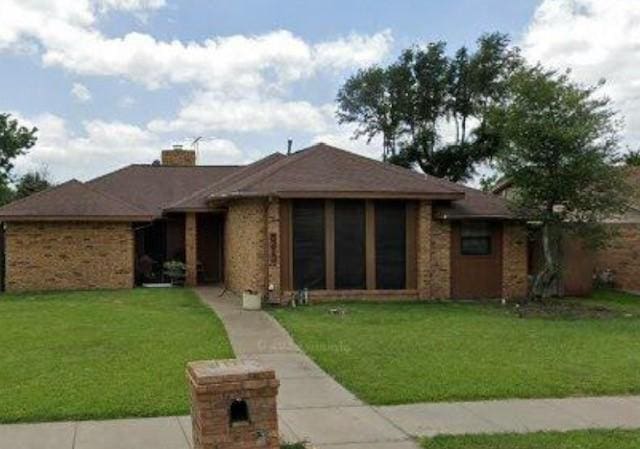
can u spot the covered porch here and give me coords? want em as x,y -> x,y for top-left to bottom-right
134,212 -> 224,286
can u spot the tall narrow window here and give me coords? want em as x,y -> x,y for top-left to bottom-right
292,200 -> 325,290
334,200 -> 366,289
375,201 -> 406,289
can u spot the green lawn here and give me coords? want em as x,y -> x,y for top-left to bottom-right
0,288 -> 233,423
270,290 -> 640,405
421,429 -> 640,449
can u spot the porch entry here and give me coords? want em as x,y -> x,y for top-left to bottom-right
285,199 -> 417,292
134,212 -> 223,285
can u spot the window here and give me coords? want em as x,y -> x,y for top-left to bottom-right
460,222 -> 492,256
292,200 -> 325,290
334,200 -> 366,290
375,201 -> 406,289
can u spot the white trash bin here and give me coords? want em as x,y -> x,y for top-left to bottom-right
242,290 -> 262,310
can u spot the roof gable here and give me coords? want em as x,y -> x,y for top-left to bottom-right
165,152 -> 287,211
208,143 -> 464,200
0,180 -> 152,221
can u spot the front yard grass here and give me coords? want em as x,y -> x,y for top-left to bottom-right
421,429 -> 640,448
270,290 -> 640,405
0,288 -> 233,423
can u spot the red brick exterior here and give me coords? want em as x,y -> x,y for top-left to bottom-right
595,223 -> 640,292
430,219 -> 451,299
187,360 -> 279,449
161,149 -> 196,166
5,221 -> 134,292
224,199 -> 268,295
502,223 -> 529,299
185,212 -> 198,287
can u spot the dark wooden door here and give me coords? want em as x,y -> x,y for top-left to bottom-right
451,221 -> 503,299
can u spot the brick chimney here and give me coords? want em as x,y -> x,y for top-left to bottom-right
161,144 -> 196,166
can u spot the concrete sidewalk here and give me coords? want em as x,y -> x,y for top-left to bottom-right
3,287 -> 640,449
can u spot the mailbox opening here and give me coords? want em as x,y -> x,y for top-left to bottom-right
229,399 -> 249,426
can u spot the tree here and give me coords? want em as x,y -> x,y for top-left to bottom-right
0,114 -> 37,183
14,168 -> 52,200
0,114 -> 38,205
336,33 -> 522,181
624,149 -> 640,166
488,66 -> 630,299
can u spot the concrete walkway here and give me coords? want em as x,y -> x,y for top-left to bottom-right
197,287 -> 417,449
3,287 -> 640,449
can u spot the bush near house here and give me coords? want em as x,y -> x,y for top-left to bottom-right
0,288 -> 233,423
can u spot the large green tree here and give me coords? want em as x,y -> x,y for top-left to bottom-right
0,114 -> 37,181
336,33 -> 522,181
0,114 -> 38,205
488,66 -> 631,298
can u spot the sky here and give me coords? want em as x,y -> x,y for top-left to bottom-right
1,0 -> 639,184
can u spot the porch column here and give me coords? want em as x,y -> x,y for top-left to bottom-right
266,199 -> 281,300
416,200 -> 432,299
185,212 -> 197,287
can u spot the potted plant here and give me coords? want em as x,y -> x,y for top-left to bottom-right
163,260 -> 186,286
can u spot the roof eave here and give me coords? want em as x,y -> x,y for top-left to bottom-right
0,215 -> 154,222
209,190 -> 465,201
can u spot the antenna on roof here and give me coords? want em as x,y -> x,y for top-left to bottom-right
191,136 -> 203,161
287,138 -> 293,155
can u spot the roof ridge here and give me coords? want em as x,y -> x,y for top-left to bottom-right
304,143 -> 465,194
218,150 -> 310,195
166,152 -> 285,209
0,179 -> 79,212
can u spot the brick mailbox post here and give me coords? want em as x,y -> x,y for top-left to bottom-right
187,359 -> 280,449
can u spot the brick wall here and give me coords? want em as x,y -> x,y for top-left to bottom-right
502,223 -> 528,299
595,223 -> 640,292
416,201 -> 432,299
161,149 -> 196,166
224,199 -> 267,294
266,199 -> 280,297
430,219 -> 451,299
185,212 -> 197,286
5,221 -> 134,292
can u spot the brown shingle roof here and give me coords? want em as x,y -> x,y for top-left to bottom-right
165,153 -> 287,212
208,143 -> 465,200
0,180 -> 152,221
0,142 -> 518,222
434,184 -> 515,219
88,164 -> 241,217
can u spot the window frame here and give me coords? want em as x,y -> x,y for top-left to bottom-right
460,222 -> 493,256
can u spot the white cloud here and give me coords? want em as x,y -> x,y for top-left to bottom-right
0,1 -> 392,92
522,0 -> 640,148
95,0 -> 166,13
12,113 -> 246,181
71,83 -> 92,102
148,93 -> 333,133
313,30 -> 393,71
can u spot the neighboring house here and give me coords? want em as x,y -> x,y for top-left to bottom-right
0,143 -> 528,301
494,168 -> 640,295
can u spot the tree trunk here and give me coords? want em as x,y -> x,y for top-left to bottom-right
531,223 -> 562,300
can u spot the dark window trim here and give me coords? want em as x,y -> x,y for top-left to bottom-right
460,236 -> 492,256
